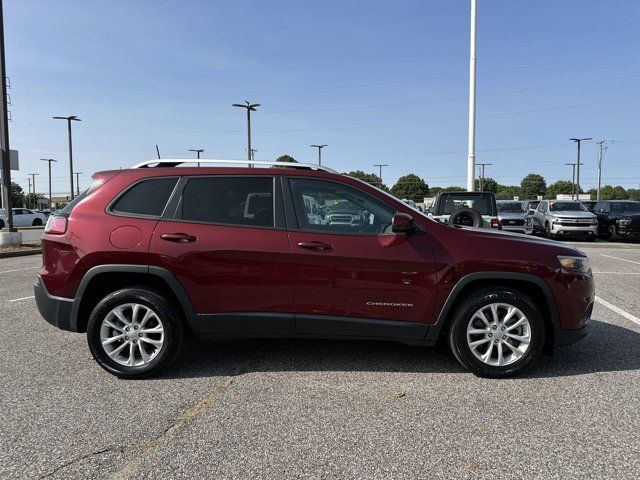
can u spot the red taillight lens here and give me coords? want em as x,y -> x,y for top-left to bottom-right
44,216 -> 67,234
491,218 -> 501,229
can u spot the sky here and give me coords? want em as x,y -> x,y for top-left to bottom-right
4,0 -> 640,196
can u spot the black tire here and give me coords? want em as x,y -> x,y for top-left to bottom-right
544,222 -> 552,238
449,208 -> 483,228
608,225 -> 618,242
32,218 -> 43,226
87,287 -> 184,378
448,288 -> 545,378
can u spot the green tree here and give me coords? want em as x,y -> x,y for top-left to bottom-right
545,180 -> 575,199
599,185 -> 628,200
475,177 -> 498,193
11,182 -> 25,208
626,188 -> 640,201
520,173 -> 547,200
390,173 -> 429,201
275,155 -> 297,163
344,170 -> 388,190
495,185 -> 522,200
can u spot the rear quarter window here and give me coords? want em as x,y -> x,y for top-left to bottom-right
111,177 -> 178,217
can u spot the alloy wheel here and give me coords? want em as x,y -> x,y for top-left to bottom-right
99,303 -> 165,367
466,302 -> 531,367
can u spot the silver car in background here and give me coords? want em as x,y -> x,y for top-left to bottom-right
496,200 -> 533,234
532,200 -> 597,240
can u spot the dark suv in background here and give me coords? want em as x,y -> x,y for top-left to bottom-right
593,200 -> 640,241
35,160 -> 593,379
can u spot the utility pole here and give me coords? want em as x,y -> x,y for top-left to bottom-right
570,137 -> 591,200
74,172 -> 82,196
565,163 -> 577,200
40,158 -> 57,210
373,164 -> 388,187
232,101 -> 260,167
27,177 -> 31,208
476,162 -> 492,191
595,140 -> 611,200
189,148 -> 204,167
29,173 -> 39,209
250,148 -> 257,161
0,0 -> 16,232
310,144 -> 327,166
53,115 -> 81,199
466,0 -> 477,192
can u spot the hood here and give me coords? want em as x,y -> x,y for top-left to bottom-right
497,212 -> 528,221
550,210 -> 595,219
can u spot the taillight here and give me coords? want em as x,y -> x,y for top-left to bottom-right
491,218 -> 501,229
44,216 -> 67,234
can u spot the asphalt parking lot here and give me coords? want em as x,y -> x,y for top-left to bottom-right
1,242 -> 639,479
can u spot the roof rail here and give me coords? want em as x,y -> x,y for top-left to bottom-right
131,158 -> 338,174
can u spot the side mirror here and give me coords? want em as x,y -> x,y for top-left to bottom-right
391,213 -> 414,234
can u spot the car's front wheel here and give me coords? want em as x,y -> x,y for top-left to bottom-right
87,287 -> 184,378
609,225 -> 618,241
448,288 -> 545,378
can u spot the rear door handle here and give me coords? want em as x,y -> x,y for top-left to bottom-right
297,241 -> 332,251
161,233 -> 197,243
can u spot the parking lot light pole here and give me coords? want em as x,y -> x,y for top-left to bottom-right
0,0 -> 15,230
467,0 -> 477,192
373,164 -> 388,187
40,158 -> 57,210
565,162 -> 577,200
189,148 -> 204,167
232,101 -> 260,167
29,172 -> 39,209
310,144 -> 327,165
53,115 -> 81,199
570,137 -> 591,200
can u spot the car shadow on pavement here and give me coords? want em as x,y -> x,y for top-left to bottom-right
163,319 -> 640,380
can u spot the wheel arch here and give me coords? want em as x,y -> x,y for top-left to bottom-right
426,272 -> 558,354
71,265 -> 195,332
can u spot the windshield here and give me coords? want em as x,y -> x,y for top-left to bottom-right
611,202 -> 640,213
549,201 -> 587,212
497,202 -> 525,213
439,194 -> 496,215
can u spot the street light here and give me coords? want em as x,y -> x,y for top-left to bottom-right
232,101 -> 260,167
40,158 -> 57,210
189,148 -> 204,167
74,172 -> 83,196
565,162 -> 577,200
373,164 -> 388,186
476,162 -> 492,191
310,144 -> 327,165
467,0 -> 478,191
53,115 -> 81,199
570,137 -> 592,200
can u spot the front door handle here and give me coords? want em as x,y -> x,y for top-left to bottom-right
161,233 -> 197,243
297,241 -> 332,251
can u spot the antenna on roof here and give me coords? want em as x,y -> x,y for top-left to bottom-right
155,145 -> 161,159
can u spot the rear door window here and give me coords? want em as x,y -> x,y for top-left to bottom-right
111,177 -> 178,217
179,176 -> 274,228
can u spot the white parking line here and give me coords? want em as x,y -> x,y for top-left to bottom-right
8,295 -> 35,302
601,254 -> 640,266
0,266 -> 40,274
595,296 -> 640,327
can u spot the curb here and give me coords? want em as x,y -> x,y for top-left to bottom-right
0,249 -> 42,259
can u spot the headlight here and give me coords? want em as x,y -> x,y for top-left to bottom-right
590,219 -> 598,225
617,218 -> 631,226
557,255 -> 591,274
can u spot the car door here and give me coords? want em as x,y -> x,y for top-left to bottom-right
148,175 -> 294,335
594,202 -> 608,235
285,177 -> 437,340
12,209 -> 27,227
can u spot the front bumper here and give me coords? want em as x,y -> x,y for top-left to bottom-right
501,225 -> 533,234
34,275 -> 76,332
550,223 -> 597,236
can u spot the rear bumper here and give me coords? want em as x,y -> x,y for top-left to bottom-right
34,275 -> 76,332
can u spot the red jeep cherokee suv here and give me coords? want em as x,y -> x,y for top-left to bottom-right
35,160 -> 594,378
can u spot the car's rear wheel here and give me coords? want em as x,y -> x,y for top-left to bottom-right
448,288 -> 545,378
32,218 -> 43,226
87,287 -> 184,378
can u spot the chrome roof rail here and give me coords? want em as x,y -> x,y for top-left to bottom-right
131,158 -> 338,173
